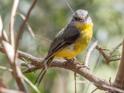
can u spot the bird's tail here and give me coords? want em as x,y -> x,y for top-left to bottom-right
35,56 -> 54,85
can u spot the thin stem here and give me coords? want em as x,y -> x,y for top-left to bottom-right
10,0 -> 19,47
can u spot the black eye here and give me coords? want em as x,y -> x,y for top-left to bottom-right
74,17 -> 82,21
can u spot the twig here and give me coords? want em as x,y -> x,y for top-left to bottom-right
96,45 -> 110,63
0,17 -> 8,41
0,16 -> 3,37
74,72 -> 77,93
64,0 -> 74,13
10,0 -> 19,47
22,75 -> 40,93
93,55 -> 101,71
96,42 -> 122,64
109,57 -> 121,62
85,41 -> 98,66
17,13 -> 35,38
7,0 -> 27,91
2,41 -> 26,92
15,0 -> 37,52
9,1 -> 37,91
1,16 -> 26,92
110,42 -> 122,56
2,30 -> 9,41
113,40 -> 124,90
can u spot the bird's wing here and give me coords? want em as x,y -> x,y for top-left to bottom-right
47,25 -> 80,58
35,25 -> 80,85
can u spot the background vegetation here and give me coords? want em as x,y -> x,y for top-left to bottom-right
0,0 -> 124,93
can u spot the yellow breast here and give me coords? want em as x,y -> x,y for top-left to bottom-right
55,23 -> 93,59
74,23 -> 93,53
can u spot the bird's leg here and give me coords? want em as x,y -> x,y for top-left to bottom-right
64,58 -> 90,69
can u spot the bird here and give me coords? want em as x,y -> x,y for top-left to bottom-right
35,9 -> 93,85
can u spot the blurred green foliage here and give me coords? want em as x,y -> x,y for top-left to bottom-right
0,0 -> 124,93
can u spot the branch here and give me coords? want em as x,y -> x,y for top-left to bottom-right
0,16 -> 26,92
17,13 -> 35,38
85,41 -> 98,66
0,45 -> 123,92
96,45 -> 110,63
2,41 -> 26,92
113,40 -> 124,90
7,0 -> 37,91
10,0 -> 19,47
17,50 -> 124,93
15,0 -> 37,51
96,41 -> 122,64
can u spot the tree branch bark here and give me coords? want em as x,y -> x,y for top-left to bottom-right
17,50 -> 124,93
113,40 -> 124,92
0,46 -> 124,92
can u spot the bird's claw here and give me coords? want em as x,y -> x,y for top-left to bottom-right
64,58 -> 75,63
76,63 -> 90,70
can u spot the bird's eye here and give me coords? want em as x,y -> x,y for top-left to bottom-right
74,17 -> 82,21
